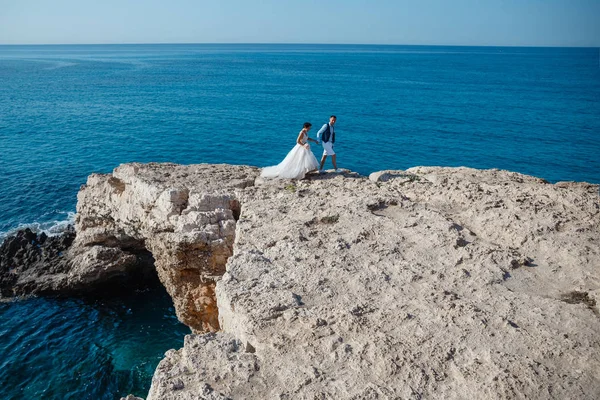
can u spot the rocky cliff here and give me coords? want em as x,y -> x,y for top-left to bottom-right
2,163 -> 600,399
74,163 -> 256,332
1,163 -> 255,333
147,165 -> 600,399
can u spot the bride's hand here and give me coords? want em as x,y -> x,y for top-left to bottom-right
304,144 -> 310,149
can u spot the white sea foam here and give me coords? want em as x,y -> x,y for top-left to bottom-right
18,58 -> 80,70
0,211 -> 76,242
43,61 -> 79,70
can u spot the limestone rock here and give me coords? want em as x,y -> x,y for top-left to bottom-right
368,169 -> 418,183
150,166 -> 600,399
147,333 -> 260,400
74,163 -> 258,332
3,163 -> 600,399
0,162 -> 259,334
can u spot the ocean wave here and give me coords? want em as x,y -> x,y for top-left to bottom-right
0,211 -> 76,242
43,61 -> 79,70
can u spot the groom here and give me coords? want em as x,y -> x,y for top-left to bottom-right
317,115 -> 337,172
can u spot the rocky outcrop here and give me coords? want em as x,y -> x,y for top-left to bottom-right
0,224 -> 158,297
0,227 -> 75,296
73,163 -> 258,333
3,163 -> 600,398
148,166 -> 600,399
0,163 -> 258,334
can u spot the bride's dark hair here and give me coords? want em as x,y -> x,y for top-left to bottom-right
303,122 -> 312,129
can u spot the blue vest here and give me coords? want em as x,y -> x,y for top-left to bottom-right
322,124 -> 335,144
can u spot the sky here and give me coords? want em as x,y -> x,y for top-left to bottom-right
1,0 -> 599,47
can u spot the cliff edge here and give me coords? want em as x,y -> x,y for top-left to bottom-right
149,165 -> 600,399
3,163 -> 600,399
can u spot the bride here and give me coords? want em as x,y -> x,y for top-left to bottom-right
261,122 -> 320,180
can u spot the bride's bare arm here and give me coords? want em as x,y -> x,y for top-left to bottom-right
296,130 -> 306,145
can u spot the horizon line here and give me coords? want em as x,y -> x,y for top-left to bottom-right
0,42 -> 598,49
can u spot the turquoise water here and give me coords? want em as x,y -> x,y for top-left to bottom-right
1,44 -> 599,399
0,285 -> 189,399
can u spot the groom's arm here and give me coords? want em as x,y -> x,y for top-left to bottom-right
316,124 -> 327,141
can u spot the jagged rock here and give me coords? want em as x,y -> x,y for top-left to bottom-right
0,227 -> 75,296
0,163 -> 258,334
149,165 -> 600,399
73,163 -> 258,333
0,225 -> 155,297
147,333 -> 257,400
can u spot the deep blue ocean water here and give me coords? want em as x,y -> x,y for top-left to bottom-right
1,44 -> 599,399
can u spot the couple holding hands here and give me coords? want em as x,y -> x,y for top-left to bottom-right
260,115 -> 338,180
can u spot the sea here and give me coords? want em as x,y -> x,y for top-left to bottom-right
1,44 -> 599,399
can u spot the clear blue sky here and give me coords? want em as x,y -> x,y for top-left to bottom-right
1,0 -> 598,46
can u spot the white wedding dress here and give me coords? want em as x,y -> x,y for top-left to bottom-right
261,131 -> 319,179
